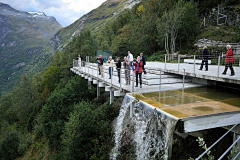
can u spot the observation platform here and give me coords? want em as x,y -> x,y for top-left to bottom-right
70,60 -> 240,133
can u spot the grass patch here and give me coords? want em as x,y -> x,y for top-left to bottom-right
197,25 -> 240,43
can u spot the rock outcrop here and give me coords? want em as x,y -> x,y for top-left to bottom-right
195,38 -> 240,54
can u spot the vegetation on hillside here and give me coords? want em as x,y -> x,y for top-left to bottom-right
0,4 -> 62,97
0,0 -> 240,159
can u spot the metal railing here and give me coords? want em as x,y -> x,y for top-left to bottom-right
196,121 -> 240,160
73,56 -> 139,92
163,53 -> 240,77
71,54 -> 240,93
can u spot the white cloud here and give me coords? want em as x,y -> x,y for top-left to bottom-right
0,0 -> 106,27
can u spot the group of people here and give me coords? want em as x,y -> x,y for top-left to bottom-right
97,51 -> 146,88
199,45 -> 235,76
78,44 -> 236,89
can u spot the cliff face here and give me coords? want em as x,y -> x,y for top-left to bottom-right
51,0 -> 142,50
0,2 -> 62,96
206,5 -> 240,27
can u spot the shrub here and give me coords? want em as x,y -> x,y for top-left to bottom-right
40,76 -> 95,150
0,130 -> 20,160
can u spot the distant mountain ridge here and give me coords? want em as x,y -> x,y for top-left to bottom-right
0,2 -> 62,96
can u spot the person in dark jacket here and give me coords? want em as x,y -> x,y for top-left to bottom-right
199,46 -> 209,71
140,53 -> 146,74
97,55 -> 104,78
116,57 -> 122,83
222,45 -> 235,76
133,56 -> 143,88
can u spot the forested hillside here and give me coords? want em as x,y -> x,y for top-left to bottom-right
0,0 -> 240,159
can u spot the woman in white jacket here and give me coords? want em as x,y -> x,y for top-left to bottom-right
106,56 -> 115,79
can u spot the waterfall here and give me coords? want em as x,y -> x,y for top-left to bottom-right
110,95 -> 177,160
110,96 -> 135,160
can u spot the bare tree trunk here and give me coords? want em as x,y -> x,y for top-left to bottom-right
165,33 -> 170,61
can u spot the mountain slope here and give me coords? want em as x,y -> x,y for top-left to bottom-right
51,0 -> 141,50
0,2 -> 62,96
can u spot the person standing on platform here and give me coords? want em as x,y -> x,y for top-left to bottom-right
133,56 -> 143,88
97,55 -> 104,78
106,56 -> 115,79
222,45 -> 235,76
199,46 -> 209,71
116,57 -> 122,83
123,56 -> 131,85
127,51 -> 134,71
140,52 -> 146,74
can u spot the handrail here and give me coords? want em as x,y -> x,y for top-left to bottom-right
196,121 -> 240,160
218,136 -> 240,160
233,150 -> 240,160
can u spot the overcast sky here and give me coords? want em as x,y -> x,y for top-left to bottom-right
1,0 -> 106,27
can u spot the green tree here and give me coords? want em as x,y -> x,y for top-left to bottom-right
41,76 -> 95,150
62,101 -> 118,160
157,0 -> 199,57
0,130 -> 20,160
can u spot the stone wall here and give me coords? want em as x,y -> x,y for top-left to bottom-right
194,38 -> 240,54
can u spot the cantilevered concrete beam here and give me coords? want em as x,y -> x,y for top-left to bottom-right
99,82 -> 105,87
114,91 -> 125,97
93,80 -> 98,84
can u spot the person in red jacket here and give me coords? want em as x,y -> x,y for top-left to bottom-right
222,45 -> 235,76
133,56 -> 143,88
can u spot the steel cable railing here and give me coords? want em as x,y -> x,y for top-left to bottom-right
233,150 -> 240,160
218,136 -> 240,160
71,53 -> 240,93
196,121 -> 240,160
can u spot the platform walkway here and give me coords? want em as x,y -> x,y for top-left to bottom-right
146,61 -> 240,84
71,62 -> 203,94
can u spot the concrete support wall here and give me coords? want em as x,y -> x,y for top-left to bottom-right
88,81 -> 91,90
191,77 -> 216,85
110,90 -> 114,104
97,83 -> 100,99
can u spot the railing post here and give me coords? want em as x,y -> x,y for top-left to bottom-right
92,57 -> 93,76
178,55 -> 180,73
88,56 -> 89,75
132,70 -> 135,92
111,68 -> 113,87
85,57 -> 87,73
159,70 -> 162,91
81,61 -> 83,71
86,56 -> 89,75
97,64 -> 100,99
193,55 -> 196,74
182,69 -> 185,92
165,54 -> 167,70
119,68 -> 122,91
217,55 -> 221,77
